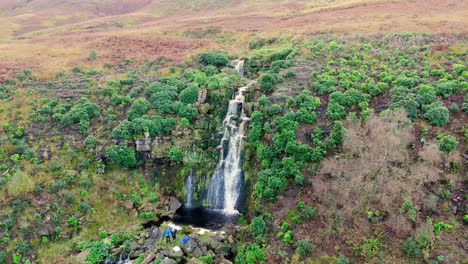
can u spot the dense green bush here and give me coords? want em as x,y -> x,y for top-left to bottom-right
255,168 -> 286,201
423,102 -> 449,127
251,216 -> 267,239
173,103 -> 198,120
438,135 -> 459,153
417,85 -> 437,105
127,98 -> 150,121
436,79 -> 457,98
168,147 -> 184,163
199,51 -> 229,67
179,85 -> 199,104
86,241 -> 110,264
61,98 -> 100,127
259,72 -> 280,93
296,239 -> 314,257
106,145 -> 136,168
235,243 -> 265,264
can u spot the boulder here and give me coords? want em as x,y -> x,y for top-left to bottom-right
214,243 -> 231,256
75,248 -> 90,263
209,236 -> 222,250
136,138 -> 151,152
192,247 -> 203,258
168,246 -> 184,259
130,248 -> 145,259
168,196 -> 182,212
130,241 -> 139,252
160,257 -> 177,264
140,252 -> 156,264
180,238 -> 197,254
37,228 -> 49,237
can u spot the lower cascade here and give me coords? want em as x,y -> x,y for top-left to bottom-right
204,60 -> 250,214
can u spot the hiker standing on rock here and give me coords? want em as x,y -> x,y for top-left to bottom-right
165,228 -> 171,243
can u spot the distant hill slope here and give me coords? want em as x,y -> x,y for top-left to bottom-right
0,0 -> 153,16
0,0 -> 466,79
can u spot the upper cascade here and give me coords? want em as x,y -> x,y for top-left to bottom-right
205,59 -> 250,214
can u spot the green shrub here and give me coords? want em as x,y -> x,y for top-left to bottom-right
132,115 -> 176,136
300,206 -> 317,221
436,79 -> 457,98
168,147 -> 184,163
68,216 -> 79,228
173,103 -> 198,120
86,241 -> 110,264
199,255 -> 213,264
453,64 -> 466,75
417,84 -> 437,105
106,145 -> 136,168
402,237 -> 420,259
259,72 -> 279,93
327,102 -> 345,120
139,211 -> 156,220
433,221 -> 453,235
201,65 -> 219,76
350,236 -> 384,261
296,239 -> 314,257
179,85 -> 199,104
439,135 -> 459,153
235,243 -> 265,264
255,168 -> 286,201
283,230 -> 294,245
61,98 -> 100,127
283,70 -> 296,78
199,51 -> 229,67
251,216 -> 267,239
423,102 -> 449,127
98,231 -> 108,239
127,98 -> 150,120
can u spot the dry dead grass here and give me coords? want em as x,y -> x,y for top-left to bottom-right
316,111 -> 441,224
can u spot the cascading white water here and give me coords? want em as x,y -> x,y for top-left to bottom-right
206,60 -> 250,214
185,171 -> 195,208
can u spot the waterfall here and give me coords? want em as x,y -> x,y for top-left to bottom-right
206,60 -> 250,214
185,171 -> 195,208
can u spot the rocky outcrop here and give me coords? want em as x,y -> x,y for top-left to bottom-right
89,223 -> 238,264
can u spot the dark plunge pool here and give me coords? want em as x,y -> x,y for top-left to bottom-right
172,207 -> 239,230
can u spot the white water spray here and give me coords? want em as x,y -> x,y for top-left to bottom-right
206,60 -> 251,214
185,171 -> 195,208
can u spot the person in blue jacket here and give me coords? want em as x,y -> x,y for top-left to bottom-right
165,228 -> 171,243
